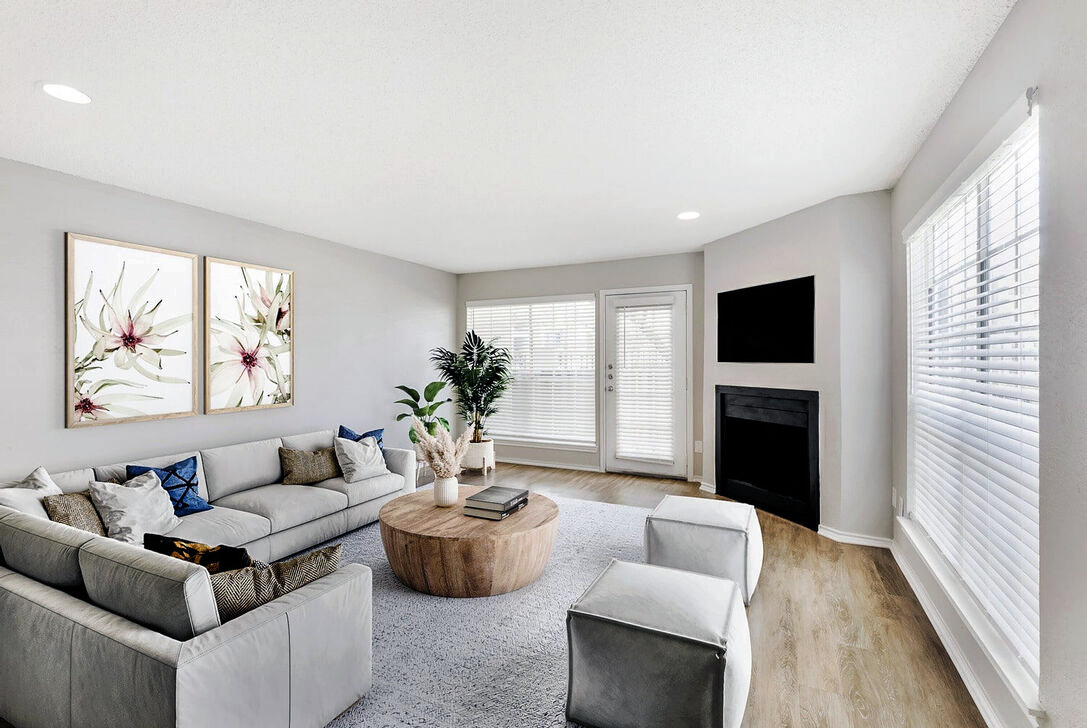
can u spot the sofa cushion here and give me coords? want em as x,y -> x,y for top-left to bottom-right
163,505 -> 271,547
201,437 -> 284,501
50,467 -> 96,494
281,429 -> 335,452
313,472 -> 404,507
213,484 -> 348,531
0,509 -> 97,589
266,511 -> 347,561
94,451 -> 210,501
79,536 -> 221,640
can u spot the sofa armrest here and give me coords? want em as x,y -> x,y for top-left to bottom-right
175,563 -> 373,728
383,446 -> 417,493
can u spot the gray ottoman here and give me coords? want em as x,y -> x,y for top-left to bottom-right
645,495 -> 763,605
566,559 -> 751,728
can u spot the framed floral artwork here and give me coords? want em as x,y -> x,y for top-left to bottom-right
205,257 -> 293,413
66,233 -> 198,427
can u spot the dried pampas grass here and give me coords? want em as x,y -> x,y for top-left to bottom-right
411,416 -> 471,479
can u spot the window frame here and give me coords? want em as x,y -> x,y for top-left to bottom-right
905,110 -> 1040,696
465,292 -> 599,451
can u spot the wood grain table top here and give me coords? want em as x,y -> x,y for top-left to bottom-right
379,485 -> 559,540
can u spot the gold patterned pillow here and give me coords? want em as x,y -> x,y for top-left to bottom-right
279,447 -> 341,485
42,491 -> 106,536
210,544 -> 343,620
143,534 -> 253,574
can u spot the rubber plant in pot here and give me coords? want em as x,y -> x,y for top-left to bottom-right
394,381 -> 452,443
430,331 -> 512,473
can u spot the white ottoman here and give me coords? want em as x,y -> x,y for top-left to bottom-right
645,495 -> 763,605
566,559 -> 751,728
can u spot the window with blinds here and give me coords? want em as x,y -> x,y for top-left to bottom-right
907,112 -> 1040,679
614,303 -> 675,462
466,296 -> 596,447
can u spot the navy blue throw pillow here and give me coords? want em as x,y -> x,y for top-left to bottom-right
338,425 -> 384,451
127,456 -> 213,517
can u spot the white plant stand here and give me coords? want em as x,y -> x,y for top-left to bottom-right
462,439 -> 496,474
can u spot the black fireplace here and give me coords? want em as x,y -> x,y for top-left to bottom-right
715,385 -> 819,530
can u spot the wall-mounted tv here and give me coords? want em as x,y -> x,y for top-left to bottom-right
717,275 -> 814,363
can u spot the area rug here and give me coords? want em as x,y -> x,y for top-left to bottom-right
322,495 -> 647,728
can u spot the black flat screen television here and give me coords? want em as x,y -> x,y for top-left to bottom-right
717,275 -> 814,363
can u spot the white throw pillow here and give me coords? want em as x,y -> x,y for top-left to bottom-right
88,471 -> 181,544
0,466 -> 64,519
334,436 -> 390,483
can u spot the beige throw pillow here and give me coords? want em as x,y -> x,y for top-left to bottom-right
88,471 -> 182,544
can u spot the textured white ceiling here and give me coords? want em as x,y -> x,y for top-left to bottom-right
0,1 -> 1015,273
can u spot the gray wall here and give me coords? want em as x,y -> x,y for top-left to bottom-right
702,191 -> 892,539
0,158 -> 457,481
457,253 -> 704,477
890,0 -> 1087,724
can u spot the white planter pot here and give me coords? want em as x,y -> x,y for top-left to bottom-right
433,476 -> 459,507
463,439 -> 496,473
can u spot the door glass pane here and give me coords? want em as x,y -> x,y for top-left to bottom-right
614,303 -> 674,462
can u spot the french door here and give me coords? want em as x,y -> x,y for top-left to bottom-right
603,289 -> 688,478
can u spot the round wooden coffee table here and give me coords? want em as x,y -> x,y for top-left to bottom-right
379,485 -> 559,598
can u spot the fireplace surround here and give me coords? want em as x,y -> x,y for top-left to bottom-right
714,384 -> 819,530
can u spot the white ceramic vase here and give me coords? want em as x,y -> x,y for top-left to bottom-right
433,476 -> 459,507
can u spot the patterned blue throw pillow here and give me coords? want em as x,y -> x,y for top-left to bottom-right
338,425 -> 384,451
127,456 -> 213,517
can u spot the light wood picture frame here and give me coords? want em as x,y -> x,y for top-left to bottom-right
204,257 -> 294,414
66,233 -> 198,428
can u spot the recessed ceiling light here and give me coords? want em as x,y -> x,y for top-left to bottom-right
677,211 -> 700,221
41,83 -> 91,104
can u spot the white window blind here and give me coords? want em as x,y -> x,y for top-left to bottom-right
907,112 -> 1040,679
466,297 -> 596,447
614,303 -> 675,462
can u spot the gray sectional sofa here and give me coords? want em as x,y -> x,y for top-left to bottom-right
0,428 -> 416,728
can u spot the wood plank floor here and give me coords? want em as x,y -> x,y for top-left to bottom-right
461,463 -> 986,728
0,464 -> 984,728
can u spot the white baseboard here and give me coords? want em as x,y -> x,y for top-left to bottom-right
699,482 -> 716,494
817,525 -> 892,549
495,457 -> 601,473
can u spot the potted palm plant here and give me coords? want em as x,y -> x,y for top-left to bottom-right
430,331 -> 512,473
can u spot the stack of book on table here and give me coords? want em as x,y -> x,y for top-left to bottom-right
464,486 -> 529,520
